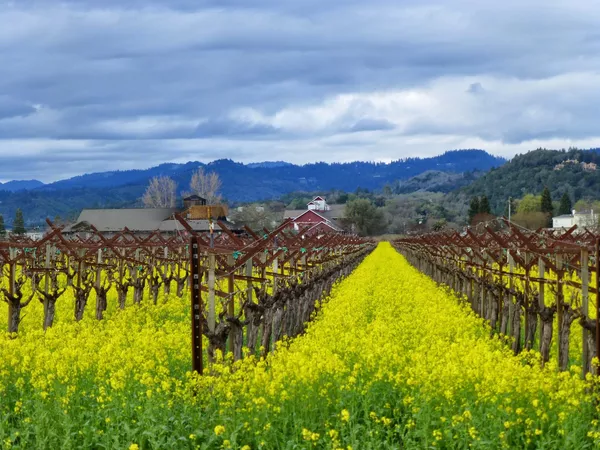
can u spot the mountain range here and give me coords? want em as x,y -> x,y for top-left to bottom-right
0,149 -> 505,226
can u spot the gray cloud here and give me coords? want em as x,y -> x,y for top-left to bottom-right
0,0 -> 600,181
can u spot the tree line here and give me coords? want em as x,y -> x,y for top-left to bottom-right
0,208 -> 26,237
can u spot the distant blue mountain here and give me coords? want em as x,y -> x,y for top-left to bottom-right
0,180 -> 44,192
246,161 -> 294,169
0,149 -> 506,225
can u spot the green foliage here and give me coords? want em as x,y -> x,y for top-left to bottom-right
479,196 -> 491,214
460,148 -> 600,213
0,215 -> 5,237
540,187 -> 554,227
558,193 -> 572,215
541,187 -> 553,214
344,199 -> 386,236
13,208 -> 25,235
432,219 -> 447,231
517,195 -> 542,214
468,197 -> 480,223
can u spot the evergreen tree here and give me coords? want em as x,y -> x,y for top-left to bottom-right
468,197 -> 480,224
13,208 -> 26,235
540,187 -> 554,227
479,196 -> 491,215
558,193 -> 572,215
541,187 -> 553,215
0,215 -> 5,238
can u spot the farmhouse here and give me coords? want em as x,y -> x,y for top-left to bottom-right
63,195 -> 239,238
284,196 -> 344,234
552,209 -> 597,229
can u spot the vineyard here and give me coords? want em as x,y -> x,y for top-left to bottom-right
1,219 -> 600,448
394,219 -> 600,375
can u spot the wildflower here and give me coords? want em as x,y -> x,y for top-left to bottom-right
214,425 -> 226,436
340,409 -> 350,422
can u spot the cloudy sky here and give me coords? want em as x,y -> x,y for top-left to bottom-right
1,0 -> 599,182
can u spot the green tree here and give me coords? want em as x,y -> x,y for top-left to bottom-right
479,196 -> 491,214
432,219 -> 447,231
0,214 -> 5,238
541,187 -> 553,215
468,197 -> 480,223
541,187 -> 554,227
344,199 -> 386,236
517,194 -> 542,214
13,208 -> 26,235
558,193 -> 572,215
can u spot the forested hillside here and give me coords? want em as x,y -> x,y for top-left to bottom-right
459,148 -> 600,214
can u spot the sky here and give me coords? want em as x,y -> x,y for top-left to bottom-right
1,0 -> 600,182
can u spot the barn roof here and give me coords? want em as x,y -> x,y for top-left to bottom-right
284,204 -> 345,220
159,219 -> 239,232
64,208 -> 242,234
66,208 -> 177,232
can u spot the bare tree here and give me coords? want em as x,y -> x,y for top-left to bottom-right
142,176 -> 177,208
187,167 -> 222,204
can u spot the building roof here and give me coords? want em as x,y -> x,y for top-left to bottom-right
184,194 -> 207,202
306,221 -> 340,233
159,219 -> 239,232
553,214 -> 574,219
284,209 -> 306,219
66,208 -> 177,232
63,207 -> 242,234
284,203 -> 345,220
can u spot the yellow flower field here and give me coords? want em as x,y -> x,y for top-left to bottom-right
0,242 -> 598,449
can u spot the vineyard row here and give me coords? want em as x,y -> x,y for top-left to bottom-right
0,217 -> 373,371
394,219 -> 600,376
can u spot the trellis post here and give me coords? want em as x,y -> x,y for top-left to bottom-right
582,248 -> 589,376
207,253 -> 216,333
190,237 -> 203,374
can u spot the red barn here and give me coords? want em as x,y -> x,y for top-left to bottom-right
284,196 -> 344,234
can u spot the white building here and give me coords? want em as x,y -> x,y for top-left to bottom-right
307,196 -> 330,211
552,210 -> 597,229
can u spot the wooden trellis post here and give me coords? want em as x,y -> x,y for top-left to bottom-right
556,254 -> 564,366
272,255 -> 279,295
96,248 -> 103,289
43,244 -> 51,320
227,253 -> 235,353
507,251 -> 515,336
8,247 -> 16,332
245,257 -> 253,302
207,253 -> 216,333
190,237 -> 203,374
581,248 -> 589,375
